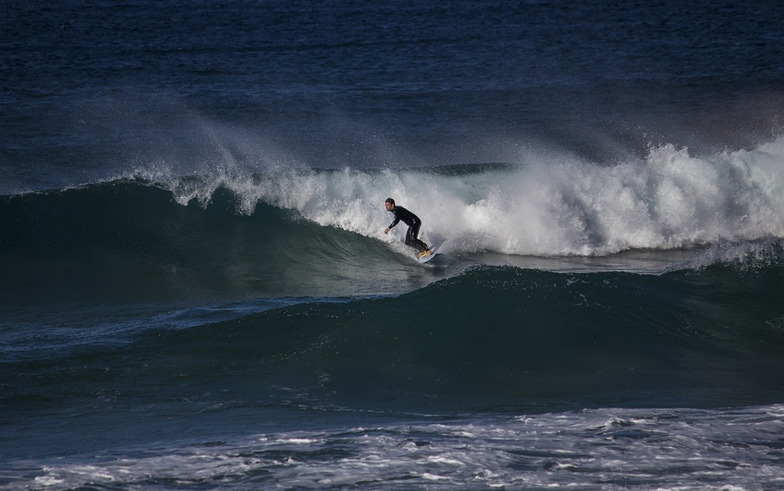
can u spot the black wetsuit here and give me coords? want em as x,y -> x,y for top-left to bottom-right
388,206 -> 429,253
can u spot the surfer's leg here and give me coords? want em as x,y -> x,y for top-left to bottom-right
405,222 -> 429,253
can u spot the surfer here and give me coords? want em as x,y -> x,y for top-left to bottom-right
384,198 -> 431,256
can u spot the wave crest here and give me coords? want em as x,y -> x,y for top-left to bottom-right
152,136 -> 784,256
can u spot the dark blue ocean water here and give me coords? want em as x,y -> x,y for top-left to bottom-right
3,1 -> 784,488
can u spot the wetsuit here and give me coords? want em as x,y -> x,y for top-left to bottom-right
388,206 -> 429,253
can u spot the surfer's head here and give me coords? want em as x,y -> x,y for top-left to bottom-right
385,198 -> 395,211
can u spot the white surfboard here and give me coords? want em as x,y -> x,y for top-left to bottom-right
416,248 -> 438,264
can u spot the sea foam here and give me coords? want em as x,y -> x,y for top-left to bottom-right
161,136 -> 784,257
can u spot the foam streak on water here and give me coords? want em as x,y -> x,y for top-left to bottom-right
6,404 -> 784,490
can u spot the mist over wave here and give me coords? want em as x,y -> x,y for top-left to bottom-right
158,136 -> 784,256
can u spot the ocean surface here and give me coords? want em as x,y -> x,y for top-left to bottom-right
3,0 -> 784,489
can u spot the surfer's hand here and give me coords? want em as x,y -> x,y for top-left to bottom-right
384,228 -> 390,234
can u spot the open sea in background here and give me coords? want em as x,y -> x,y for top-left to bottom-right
3,1 -> 784,488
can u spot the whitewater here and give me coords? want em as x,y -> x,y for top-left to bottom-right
12,405 -> 784,489
145,136 -> 784,259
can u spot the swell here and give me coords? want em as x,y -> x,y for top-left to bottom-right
5,262 -> 784,413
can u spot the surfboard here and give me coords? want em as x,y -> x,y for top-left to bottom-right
417,248 -> 438,264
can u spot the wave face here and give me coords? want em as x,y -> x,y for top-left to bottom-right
1,179 -> 408,303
